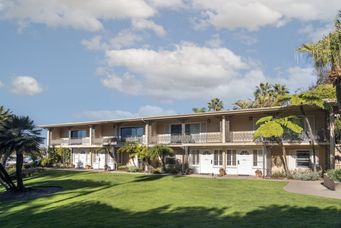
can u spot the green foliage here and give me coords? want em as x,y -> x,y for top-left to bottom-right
192,107 -> 206,113
289,170 -> 321,181
233,99 -> 253,109
149,144 -> 174,172
326,169 -> 341,182
42,147 -> 71,167
208,98 -> 224,111
128,166 -> 140,172
254,115 -> 303,141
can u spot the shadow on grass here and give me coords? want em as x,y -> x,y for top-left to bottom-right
1,201 -> 341,227
132,174 -> 183,182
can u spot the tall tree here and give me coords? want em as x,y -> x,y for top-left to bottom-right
0,116 -> 43,191
254,115 -> 303,176
297,12 -> 341,110
208,98 -> 224,111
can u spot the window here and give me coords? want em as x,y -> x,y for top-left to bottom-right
253,150 -> 258,166
70,130 -> 89,139
120,127 -> 144,140
296,151 -> 311,168
214,150 -> 223,166
227,150 -> 237,166
185,123 -> 200,135
191,150 -> 200,165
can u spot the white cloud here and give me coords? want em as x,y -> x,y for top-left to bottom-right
147,0 -> 187,9
10,76 -> 44,96
276,66 -> 316,93
0,0 -> 155,32
298,23 -> 334,42
191,0 -> 341,31
132,19 -> 166,37
205,34 -> 222,48
233,32 -> 258,46
82,31 -> 142,51
100,42 -> 266,101
76,105 -> 176,120
0,80 -> 4,88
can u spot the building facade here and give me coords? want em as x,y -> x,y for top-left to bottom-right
40,105 -> 334,176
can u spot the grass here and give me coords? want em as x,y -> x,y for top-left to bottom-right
1,170 -> 341,227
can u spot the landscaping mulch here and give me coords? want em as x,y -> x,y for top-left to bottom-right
0,186 -> 62,202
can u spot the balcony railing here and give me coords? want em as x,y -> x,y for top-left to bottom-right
150,132 -> 222,144
229,131 -> 254,142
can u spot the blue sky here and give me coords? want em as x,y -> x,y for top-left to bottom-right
0,0 -> 340,125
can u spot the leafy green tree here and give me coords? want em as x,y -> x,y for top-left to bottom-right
192,107 -> 206,113
297,12 -> 341,110
208,98 -> 224,111
253,83 -> 289,108
149,144 -> 174,172
254,116 -> 303,176
0,115 -> 43,191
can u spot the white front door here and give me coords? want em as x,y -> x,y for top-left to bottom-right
93,153 -> 106,169
237,150 -> 252,175
74,152 -> 86,168
200,151 -> 213,174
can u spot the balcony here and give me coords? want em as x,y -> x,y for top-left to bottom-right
150,132 -> 222,145
229,131 -> 254,142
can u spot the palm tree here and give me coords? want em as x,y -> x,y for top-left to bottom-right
192,107 -> 206,113
233,99 -> 254,109
273,84 -> 289,97
254,115 -> 303,176
0,115 -> 43,191
297,12 -> 341,110
254,83 -> 274,107
149,144 -> 174,172
208,98 -> 224,111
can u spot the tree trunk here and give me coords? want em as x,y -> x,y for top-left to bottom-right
0,163 -> 16,191
160,156 -> 166,173
335,77 -> 341,112
1,151 -> 10,166
16,151 -> 24,192
280,142 -> 289,176
300,105 -> 317,172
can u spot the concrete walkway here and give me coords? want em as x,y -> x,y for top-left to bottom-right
284,180 -> 341,199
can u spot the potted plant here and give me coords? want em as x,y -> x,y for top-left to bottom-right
255,169 -> 263,177
219,168 -> 226,176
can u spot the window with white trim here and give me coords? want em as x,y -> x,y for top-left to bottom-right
227,150 -> 237,166
214,150 -> 223,166
253,150 -> 258,166
191,150 -> 200,165
296,150 -> 311,168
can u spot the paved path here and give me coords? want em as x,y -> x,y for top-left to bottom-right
284,180 -> 341,199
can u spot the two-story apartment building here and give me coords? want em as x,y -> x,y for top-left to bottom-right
40,105 -> 333,176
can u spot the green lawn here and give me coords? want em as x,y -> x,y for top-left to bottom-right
1,170 -> 341,227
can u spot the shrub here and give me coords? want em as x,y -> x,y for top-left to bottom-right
152,168 -> 161,174
271,170 -> 287,179
128,166 -> 140,172
326,169 -> 341,182
290,169 -> 321,181
117,165 -> 129,172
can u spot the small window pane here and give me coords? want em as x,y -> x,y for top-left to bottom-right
232,150 -> 237,166
227,150 -> 232,166
253,150 -> 258,166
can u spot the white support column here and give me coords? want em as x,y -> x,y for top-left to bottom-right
330,112 -> 335,169
89,125 -> 93,145
262,145 -> 266,177
222,116 -> 226,143
46,129 -> 50,148
145,122 -> 149,145
181,123 -> 186,135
